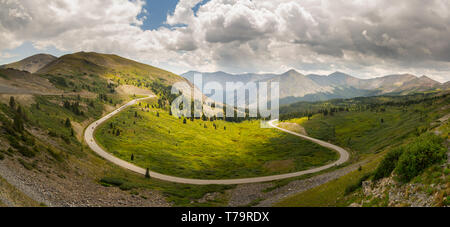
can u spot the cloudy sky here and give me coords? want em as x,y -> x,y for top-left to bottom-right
0,0 -> 449,82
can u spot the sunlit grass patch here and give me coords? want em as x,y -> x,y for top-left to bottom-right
95,100 -> 338,179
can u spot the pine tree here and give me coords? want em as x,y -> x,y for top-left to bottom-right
65,118 -> 71,128
131,154 -> 134,161
13,114 -> 24,132
9,96 -> 15,109
17,105 -> 22,116
145,168 -> 151,179
183,118 -> 187,124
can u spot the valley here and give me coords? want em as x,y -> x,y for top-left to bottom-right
0,52 -> 448,207
94,97 -> 339,180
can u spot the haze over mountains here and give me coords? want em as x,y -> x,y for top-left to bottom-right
1,53 -> 448,106
182,70 -> 448,104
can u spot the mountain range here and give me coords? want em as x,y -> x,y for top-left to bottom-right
0,53 -> 224,116
182,70 -> 449,104
1,53 -> 448,105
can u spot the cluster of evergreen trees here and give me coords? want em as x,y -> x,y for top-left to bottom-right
108,122 -> 122,136
279,92 -> 449,121
1,97 -> 37,157
148,80 -> 178,110
63,100 -> 84,116
9,97 -> 25,133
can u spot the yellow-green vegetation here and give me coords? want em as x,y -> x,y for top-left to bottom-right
95,99 -> 339,179
373,133 -> 447,182
36,52 -> 181,111
286,117 -> 309,126
37,52 -> 181,87
275,92 -> 449,207
275,152 -> 385,207
0,91 -> 134,171
0,93 -> 232,207
437,119 -> 450,140
1,52 -> 249,207
285,93 -> 449,157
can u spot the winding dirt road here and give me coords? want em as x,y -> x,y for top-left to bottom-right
84,96 -> 349,185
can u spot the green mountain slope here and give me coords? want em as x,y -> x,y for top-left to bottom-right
37,52 -> 183,86
276,91 -> 449,207
0,52 -> 218,207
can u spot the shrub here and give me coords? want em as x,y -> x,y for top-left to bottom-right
18,158 -> 33,170
48,131 -> 58,137
13,113 -> 24,132
100,177 -> 124,186
9,96 -> 15,109
7,135 -> 20,148
9,136 -> 36,158
444,196 -> 450,206
373,147 -> 404,181
47,147 -> 64,162
7,148 -> 14,155
99,177 -> 139,191
119,182 -> 139,191
344,173 -> 372,195
17,145 -> 35,158
395,134 -> 446,182
22,135 -> 35,146
444,168 -> 450,175
0,72 -> 9,79
49,76 -> 68,87
60,134 -> 71,144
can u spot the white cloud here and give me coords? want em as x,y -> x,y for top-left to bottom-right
166,0 -> 201,26
0,0 -> 449,82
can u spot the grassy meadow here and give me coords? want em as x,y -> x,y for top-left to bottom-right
275,151 -> 385,207
94,98 -> 339,180
274,92 -> 449,207
285,94 -> 449,157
